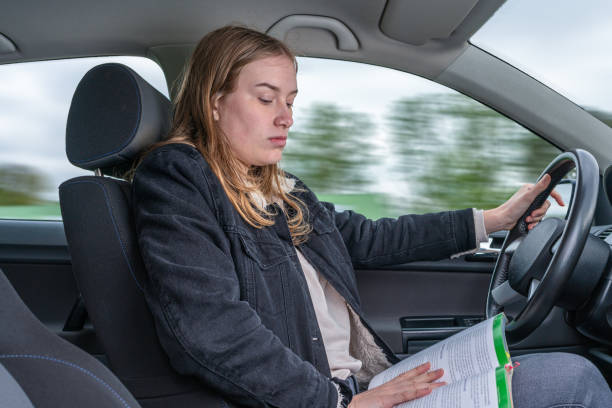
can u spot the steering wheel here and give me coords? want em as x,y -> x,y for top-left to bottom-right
485,149 -> 599,344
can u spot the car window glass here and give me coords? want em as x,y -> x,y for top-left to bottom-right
0,56 -> 168,220
282,57 -> 561,220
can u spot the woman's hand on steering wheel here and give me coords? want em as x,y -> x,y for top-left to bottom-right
348,362 -> 445,408
484,174 -> 565,233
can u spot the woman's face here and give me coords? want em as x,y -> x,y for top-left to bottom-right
213,54 -> 297,167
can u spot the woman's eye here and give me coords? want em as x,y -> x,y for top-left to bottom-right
286,102 -> 293,109
258,97 -> 272,104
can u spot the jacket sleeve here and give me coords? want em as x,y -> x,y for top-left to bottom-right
321,201 -> 477,269
132,147 -> 338,408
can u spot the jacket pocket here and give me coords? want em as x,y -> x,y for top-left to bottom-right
237,231 -> 291,345
239,232 -> 289,269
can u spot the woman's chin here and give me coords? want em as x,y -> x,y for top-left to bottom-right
260,152 -> 284,166
238,151 -> 283,167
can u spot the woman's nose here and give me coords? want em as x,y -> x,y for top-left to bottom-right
274,105 -> 293,128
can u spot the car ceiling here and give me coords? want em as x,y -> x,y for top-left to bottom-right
1,0 -> 504,85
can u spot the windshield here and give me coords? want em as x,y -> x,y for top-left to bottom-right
472,0 -> 612,125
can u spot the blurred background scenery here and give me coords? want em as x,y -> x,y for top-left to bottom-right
1,0 -> 611,222
283,93 -> 573,218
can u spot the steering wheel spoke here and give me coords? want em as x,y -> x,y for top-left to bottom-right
527,278 -> 541,301
504,236 -> 523,255
491,280 -> 525,307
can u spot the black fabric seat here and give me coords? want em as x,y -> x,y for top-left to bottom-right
59,63 -> 223,407
0,268 -> 141,408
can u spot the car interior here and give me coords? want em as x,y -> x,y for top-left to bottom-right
1,0 -> 611,406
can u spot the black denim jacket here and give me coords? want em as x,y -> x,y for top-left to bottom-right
132,143 -> 476,407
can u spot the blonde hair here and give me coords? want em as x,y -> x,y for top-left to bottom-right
138,25 -> 311,245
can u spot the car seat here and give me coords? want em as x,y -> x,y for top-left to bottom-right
59,63 -> 223,407
0,267 -> 142,407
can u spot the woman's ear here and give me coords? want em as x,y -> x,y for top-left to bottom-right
212,92 -> 222,121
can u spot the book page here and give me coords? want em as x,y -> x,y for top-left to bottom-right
369,314 -> 509,389
395,367 -> 512,408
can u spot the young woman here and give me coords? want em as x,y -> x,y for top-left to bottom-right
132,26 -> 611,407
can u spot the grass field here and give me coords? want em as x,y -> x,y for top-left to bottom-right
317,193 -> 395,220
0,203 -> 62,220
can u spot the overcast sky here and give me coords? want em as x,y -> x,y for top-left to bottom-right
0,0 -> 610,201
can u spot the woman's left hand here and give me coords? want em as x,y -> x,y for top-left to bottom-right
484,174 -> 565,233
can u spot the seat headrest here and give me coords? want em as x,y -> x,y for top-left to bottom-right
66,63 -> 171,175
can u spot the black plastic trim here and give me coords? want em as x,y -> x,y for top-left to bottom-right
0,220 -> 70,264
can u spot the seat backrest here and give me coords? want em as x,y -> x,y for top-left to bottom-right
59,63 -> 222,406
0,267 -> 142,408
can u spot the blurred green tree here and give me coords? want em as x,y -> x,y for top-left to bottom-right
387,93 -> 561,214
0,164 -> 49,205
282,102 -> 376,192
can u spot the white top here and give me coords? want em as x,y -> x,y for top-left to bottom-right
297,249 -> 362,379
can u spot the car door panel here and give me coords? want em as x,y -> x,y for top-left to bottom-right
356,256 -> 592,358
356,261 -> 491,354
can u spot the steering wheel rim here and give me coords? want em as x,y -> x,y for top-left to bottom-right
485,149 -> 599,344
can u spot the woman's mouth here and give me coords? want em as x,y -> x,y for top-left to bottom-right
268,136 -> 287,147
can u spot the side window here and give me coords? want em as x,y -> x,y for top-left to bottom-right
0,57 -> 168,220
282,57 -> 561,219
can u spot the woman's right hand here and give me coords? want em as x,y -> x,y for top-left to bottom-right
348,362 -> 445,408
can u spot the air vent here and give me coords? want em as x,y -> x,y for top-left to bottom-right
597,227 -> 612,240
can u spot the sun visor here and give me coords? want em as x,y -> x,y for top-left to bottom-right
380,0 -> 503,46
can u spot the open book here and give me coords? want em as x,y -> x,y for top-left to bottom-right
368,314 -> 514,408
